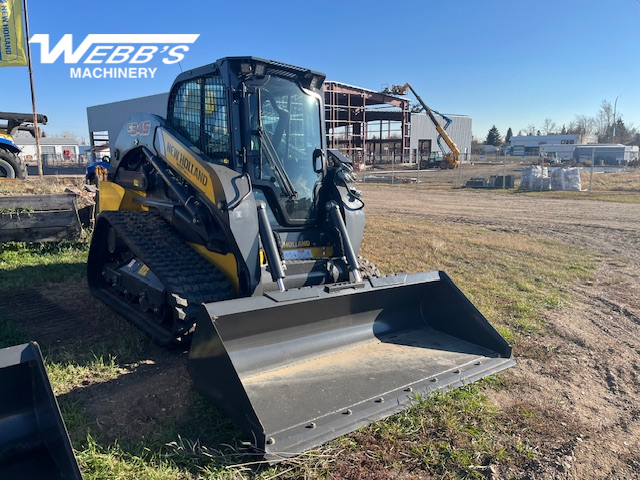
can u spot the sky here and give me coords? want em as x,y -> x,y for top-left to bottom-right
2,0 -> 639,142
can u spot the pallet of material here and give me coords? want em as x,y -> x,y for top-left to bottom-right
0,193 -> 82,243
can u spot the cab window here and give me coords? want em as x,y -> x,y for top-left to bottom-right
168,75 -> 231,166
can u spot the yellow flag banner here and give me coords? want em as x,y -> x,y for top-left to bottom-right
0,0 -> 27,67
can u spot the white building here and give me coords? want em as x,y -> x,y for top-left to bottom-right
573,144 -> 639,166
409,113 -> 472,163
86,93 -> 168,152
16,137 -> 80,165
509,134 -> 596,160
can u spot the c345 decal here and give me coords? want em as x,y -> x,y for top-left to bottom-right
128,120 -> 151,137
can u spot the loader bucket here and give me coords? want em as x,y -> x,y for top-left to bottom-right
0,342 -> 83,479
188,270 -> 515,461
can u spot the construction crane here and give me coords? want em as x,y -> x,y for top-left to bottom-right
388,83 -> 460,169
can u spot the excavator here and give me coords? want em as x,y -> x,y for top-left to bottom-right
86,57 -> 513,460
389,83 -> 461,169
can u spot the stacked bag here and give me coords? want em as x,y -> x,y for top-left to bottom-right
551,167 -> 582,191
519,166 -> 582,191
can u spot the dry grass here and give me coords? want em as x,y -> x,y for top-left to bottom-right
0,176 -> 85,195
582,169 -> 640,191
477,168 -> 640,202
360,215 -> 593,344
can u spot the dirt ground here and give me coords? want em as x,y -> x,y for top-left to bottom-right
362,182 -> 640,479
2,169 -> 639,478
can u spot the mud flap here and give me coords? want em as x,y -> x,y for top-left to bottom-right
188,271 -> 515,461
0,342 -> 83,479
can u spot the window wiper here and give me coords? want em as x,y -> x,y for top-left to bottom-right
256,127 -> 297,199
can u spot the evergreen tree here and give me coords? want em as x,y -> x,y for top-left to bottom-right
505,127 -> 513,144
486,125 -> 502,146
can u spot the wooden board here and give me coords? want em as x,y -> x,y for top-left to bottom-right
0,194 -> 82,243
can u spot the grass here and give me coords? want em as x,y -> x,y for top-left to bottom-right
47,354 -> 126,396
0,176 -> 86,195
362,385 -> 504,479
0,241 -> 89,290
76,435 -> 186,480
0,206 -> 35,216
520,188 -> 640,203
0,316 -> 28,349
584,169 -> 640,191
0,207 -> 599,479
360,215 -> 594,347
64,392 -> 258,479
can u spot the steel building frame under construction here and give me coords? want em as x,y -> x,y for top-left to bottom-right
324,82 -> 410,169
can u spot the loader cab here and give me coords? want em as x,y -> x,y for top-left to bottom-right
167,57 -> 327,228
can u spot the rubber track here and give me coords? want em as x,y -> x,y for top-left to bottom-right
98,210 -> 234,342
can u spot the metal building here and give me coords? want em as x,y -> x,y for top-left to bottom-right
509,134 -> 596,158
573,144 -> 639,166
409,113 -> 472,164
86,93 -> 168,151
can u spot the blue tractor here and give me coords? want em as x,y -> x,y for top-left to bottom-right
0,112 -> 48,179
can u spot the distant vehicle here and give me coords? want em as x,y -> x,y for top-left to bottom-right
538,152 -> 560,165
0,112 -> 48,179
419,151 -> 443,169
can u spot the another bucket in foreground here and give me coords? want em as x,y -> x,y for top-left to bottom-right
0,342 -> 83,479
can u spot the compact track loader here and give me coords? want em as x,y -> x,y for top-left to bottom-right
87,56 -> 514,460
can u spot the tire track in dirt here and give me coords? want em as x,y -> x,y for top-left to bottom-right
0,279 -> 138,352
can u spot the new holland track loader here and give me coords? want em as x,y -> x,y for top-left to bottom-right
87,56 -> 514,460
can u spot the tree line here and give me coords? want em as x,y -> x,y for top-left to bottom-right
483,99 -> 640,146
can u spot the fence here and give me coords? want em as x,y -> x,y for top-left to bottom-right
356,157 -> 530,189
24,154 -> 90,176
355,157 -> 639,195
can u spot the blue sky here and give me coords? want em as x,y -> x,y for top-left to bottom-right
2,0 -> 639,142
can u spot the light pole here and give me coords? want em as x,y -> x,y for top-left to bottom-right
612,95 -> 621,143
